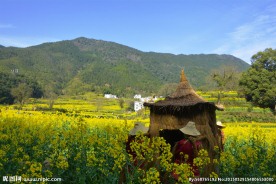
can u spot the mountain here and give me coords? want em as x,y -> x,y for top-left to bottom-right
0,45 -> 5,48
0,37 -> 249,96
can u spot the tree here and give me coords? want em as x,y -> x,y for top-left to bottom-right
0,72 -> 17,104
239,48 -> 276,112
44,84 -> 58,109
127,101 -> 134,111
118,98 -> 125,109
11,83 -> 33,108
158,83 -> 178,97
0,72 -> 43,104
211,66 -> 241,104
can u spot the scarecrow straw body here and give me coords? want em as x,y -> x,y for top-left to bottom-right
144,69 -> 223,176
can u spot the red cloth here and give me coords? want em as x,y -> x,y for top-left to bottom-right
173,139 -> 202,177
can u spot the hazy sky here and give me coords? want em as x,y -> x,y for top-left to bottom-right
1,0 -> 276,64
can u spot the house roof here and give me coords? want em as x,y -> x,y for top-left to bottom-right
144,69 -> 223,111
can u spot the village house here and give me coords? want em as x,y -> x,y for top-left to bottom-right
134,94 -> 142,99
104,94 -> 117,99
133,94 -> 160,111
134,101 -> 144,112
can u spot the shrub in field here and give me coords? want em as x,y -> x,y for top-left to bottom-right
217,124 -> 276,183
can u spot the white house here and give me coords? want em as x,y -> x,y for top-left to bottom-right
133,95 -> 162,111
134,101 -> 144,112
104,94 -> 117,99
134,94 -> 142,99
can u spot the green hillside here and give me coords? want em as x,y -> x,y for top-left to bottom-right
0,37 -> 249,96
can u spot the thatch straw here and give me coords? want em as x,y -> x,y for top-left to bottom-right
145,69 -> 222,176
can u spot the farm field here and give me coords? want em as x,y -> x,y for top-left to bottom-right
6,91 -> 275,123
0,91 -> 275,183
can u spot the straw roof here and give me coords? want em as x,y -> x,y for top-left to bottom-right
144,69 -> 223,113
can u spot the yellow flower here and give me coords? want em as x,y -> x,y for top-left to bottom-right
141,167 -> 160,184
210,172 -> 218,178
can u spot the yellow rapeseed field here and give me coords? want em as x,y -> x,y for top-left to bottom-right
0,108 -> 275,183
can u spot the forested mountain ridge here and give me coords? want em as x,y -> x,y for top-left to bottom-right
0,37 -> 249,96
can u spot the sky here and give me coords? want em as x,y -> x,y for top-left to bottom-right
1,0 -> 276,64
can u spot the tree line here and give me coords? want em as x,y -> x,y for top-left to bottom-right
0,72 -> 43,105
0,48 -> 275,113
208,48 -> 275,113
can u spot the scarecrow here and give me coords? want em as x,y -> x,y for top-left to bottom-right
216,121 -> 226,151
172,121 -> 204,178
144,69 -> 224,176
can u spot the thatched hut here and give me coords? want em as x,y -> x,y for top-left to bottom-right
144,69 -> 224,175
